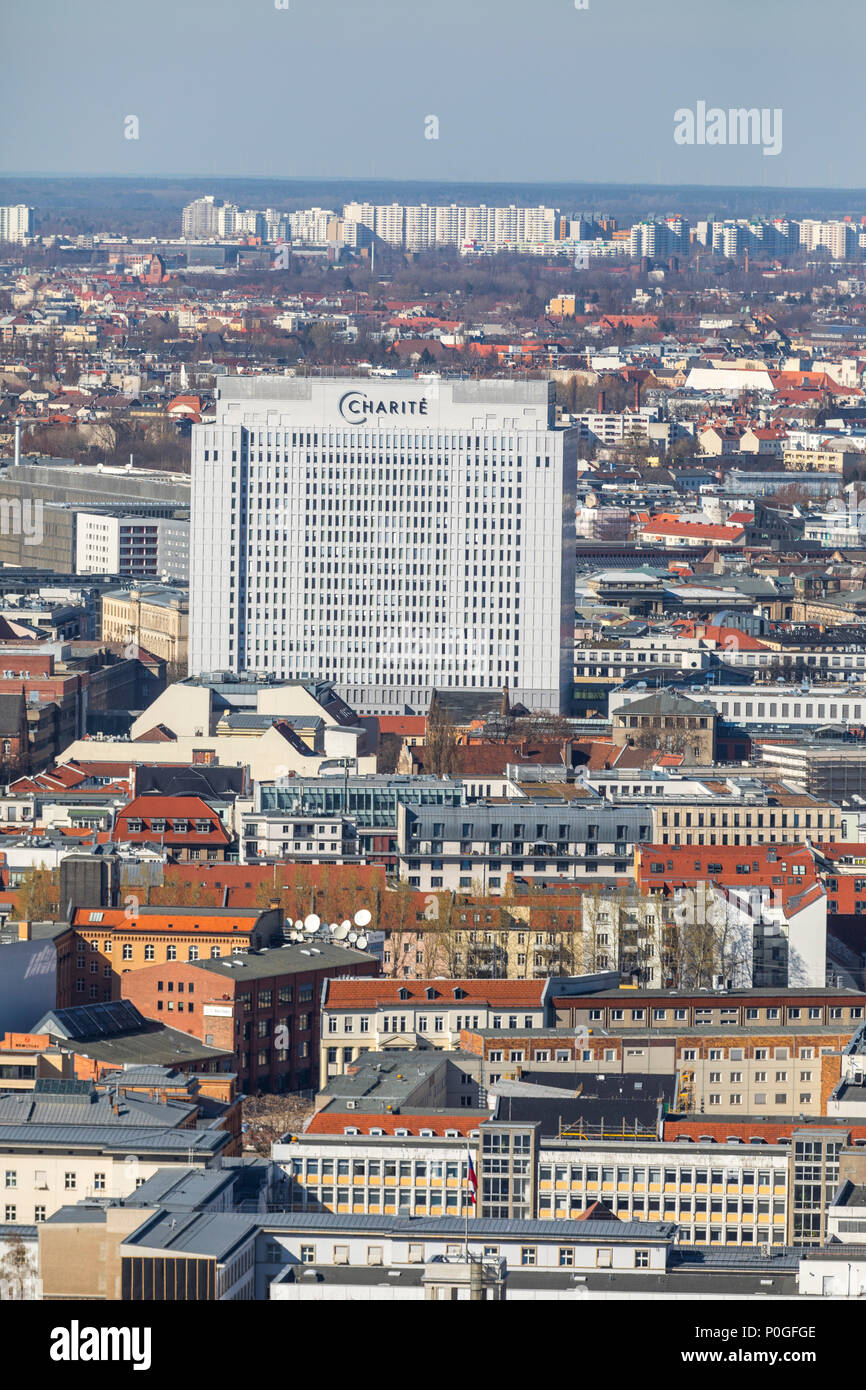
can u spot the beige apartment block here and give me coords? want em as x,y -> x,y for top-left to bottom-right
650,792 -> 843,846
102,586 -> 189,668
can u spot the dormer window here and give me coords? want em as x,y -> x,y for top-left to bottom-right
195,819 -> 211,834
398,987 -> 411,1000
174,819 -> 189,833
425,986 -> 438,1000
127,819 -> 143,833
453,987 -> 466,999
150,818 -> 167,833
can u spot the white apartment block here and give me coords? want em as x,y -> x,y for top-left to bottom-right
578,641 -> 866,684
0,1140 -> 216,1226
0,205 -> 34,245
190,377 -> 576,713
609,683 -> 866,731
76,512 -> 189,581
341,203 -> 560,251
181,196 -> 223,239
288,208 -> 336,244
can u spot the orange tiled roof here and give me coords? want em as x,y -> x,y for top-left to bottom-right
70,907 -> 262,933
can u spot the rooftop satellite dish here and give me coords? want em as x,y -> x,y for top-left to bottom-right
348,932 -> 358,943
354,908 -> 372,928
339,919 -> 352,932
293,919 -> 305,931
333,922 -> 350,940
328,922 -> 339,934
304,914 -> 320,932
356,935 -> 368,950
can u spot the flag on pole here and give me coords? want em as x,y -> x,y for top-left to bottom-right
466,1146 -> 478,1205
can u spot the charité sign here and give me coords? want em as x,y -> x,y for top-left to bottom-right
338,390 -> 429,423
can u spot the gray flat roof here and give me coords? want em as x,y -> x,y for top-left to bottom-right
46,1027 -> 233,1069
124,1166 -> 236,1209
121,1208 -> 258,1260
255,1211 -> 679,1241
557,987 -> 866,1000
192,943 -> 374,979
0,1089 -> 195,1127
0,1123 -> 228,1153
45,1206 -> 107,1226
270,1264 -> 801,1296
470,1024 -> 851,1039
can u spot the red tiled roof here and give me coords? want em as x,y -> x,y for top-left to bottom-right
814,843 -> 866,859
323,978 -> 546,1008
637,843 -> 821,912
640,519 -> 745,542
671,621 -> 768,651
305,1112 -> 482,1137
132,724 -> 176,743
375,716 -> 427,735
662,1117 -> 864,1143
111,795 -> 229,845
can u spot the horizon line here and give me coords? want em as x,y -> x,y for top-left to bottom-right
1,173 -> 865,197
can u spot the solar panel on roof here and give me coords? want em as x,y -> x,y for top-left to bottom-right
33,1077 -> 93,1096
51,1000 -> 144,1040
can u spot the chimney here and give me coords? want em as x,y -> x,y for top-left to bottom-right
269,896 -> 281,910
17,920 -> 31,941
597,390 -> 606,414
633,380 -> 641,410
13,419 -> 21,467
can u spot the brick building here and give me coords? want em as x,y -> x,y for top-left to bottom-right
122,942 -> 378,1093
54,904 -> 285,1007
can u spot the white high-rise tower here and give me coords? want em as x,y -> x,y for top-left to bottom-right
190,377 -> 576,713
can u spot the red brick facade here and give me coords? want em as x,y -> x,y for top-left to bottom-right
123,954 -> 378,1094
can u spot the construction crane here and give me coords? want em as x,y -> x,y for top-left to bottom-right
675,1068 -> 695,1113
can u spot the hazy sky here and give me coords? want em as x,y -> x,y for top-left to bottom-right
3,0 -> 864,187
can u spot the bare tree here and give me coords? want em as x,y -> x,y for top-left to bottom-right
13,863 -> 59,921
0,1234 -> 34,1299
241,1094 -> 314,1156
424,696 -> 459,777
